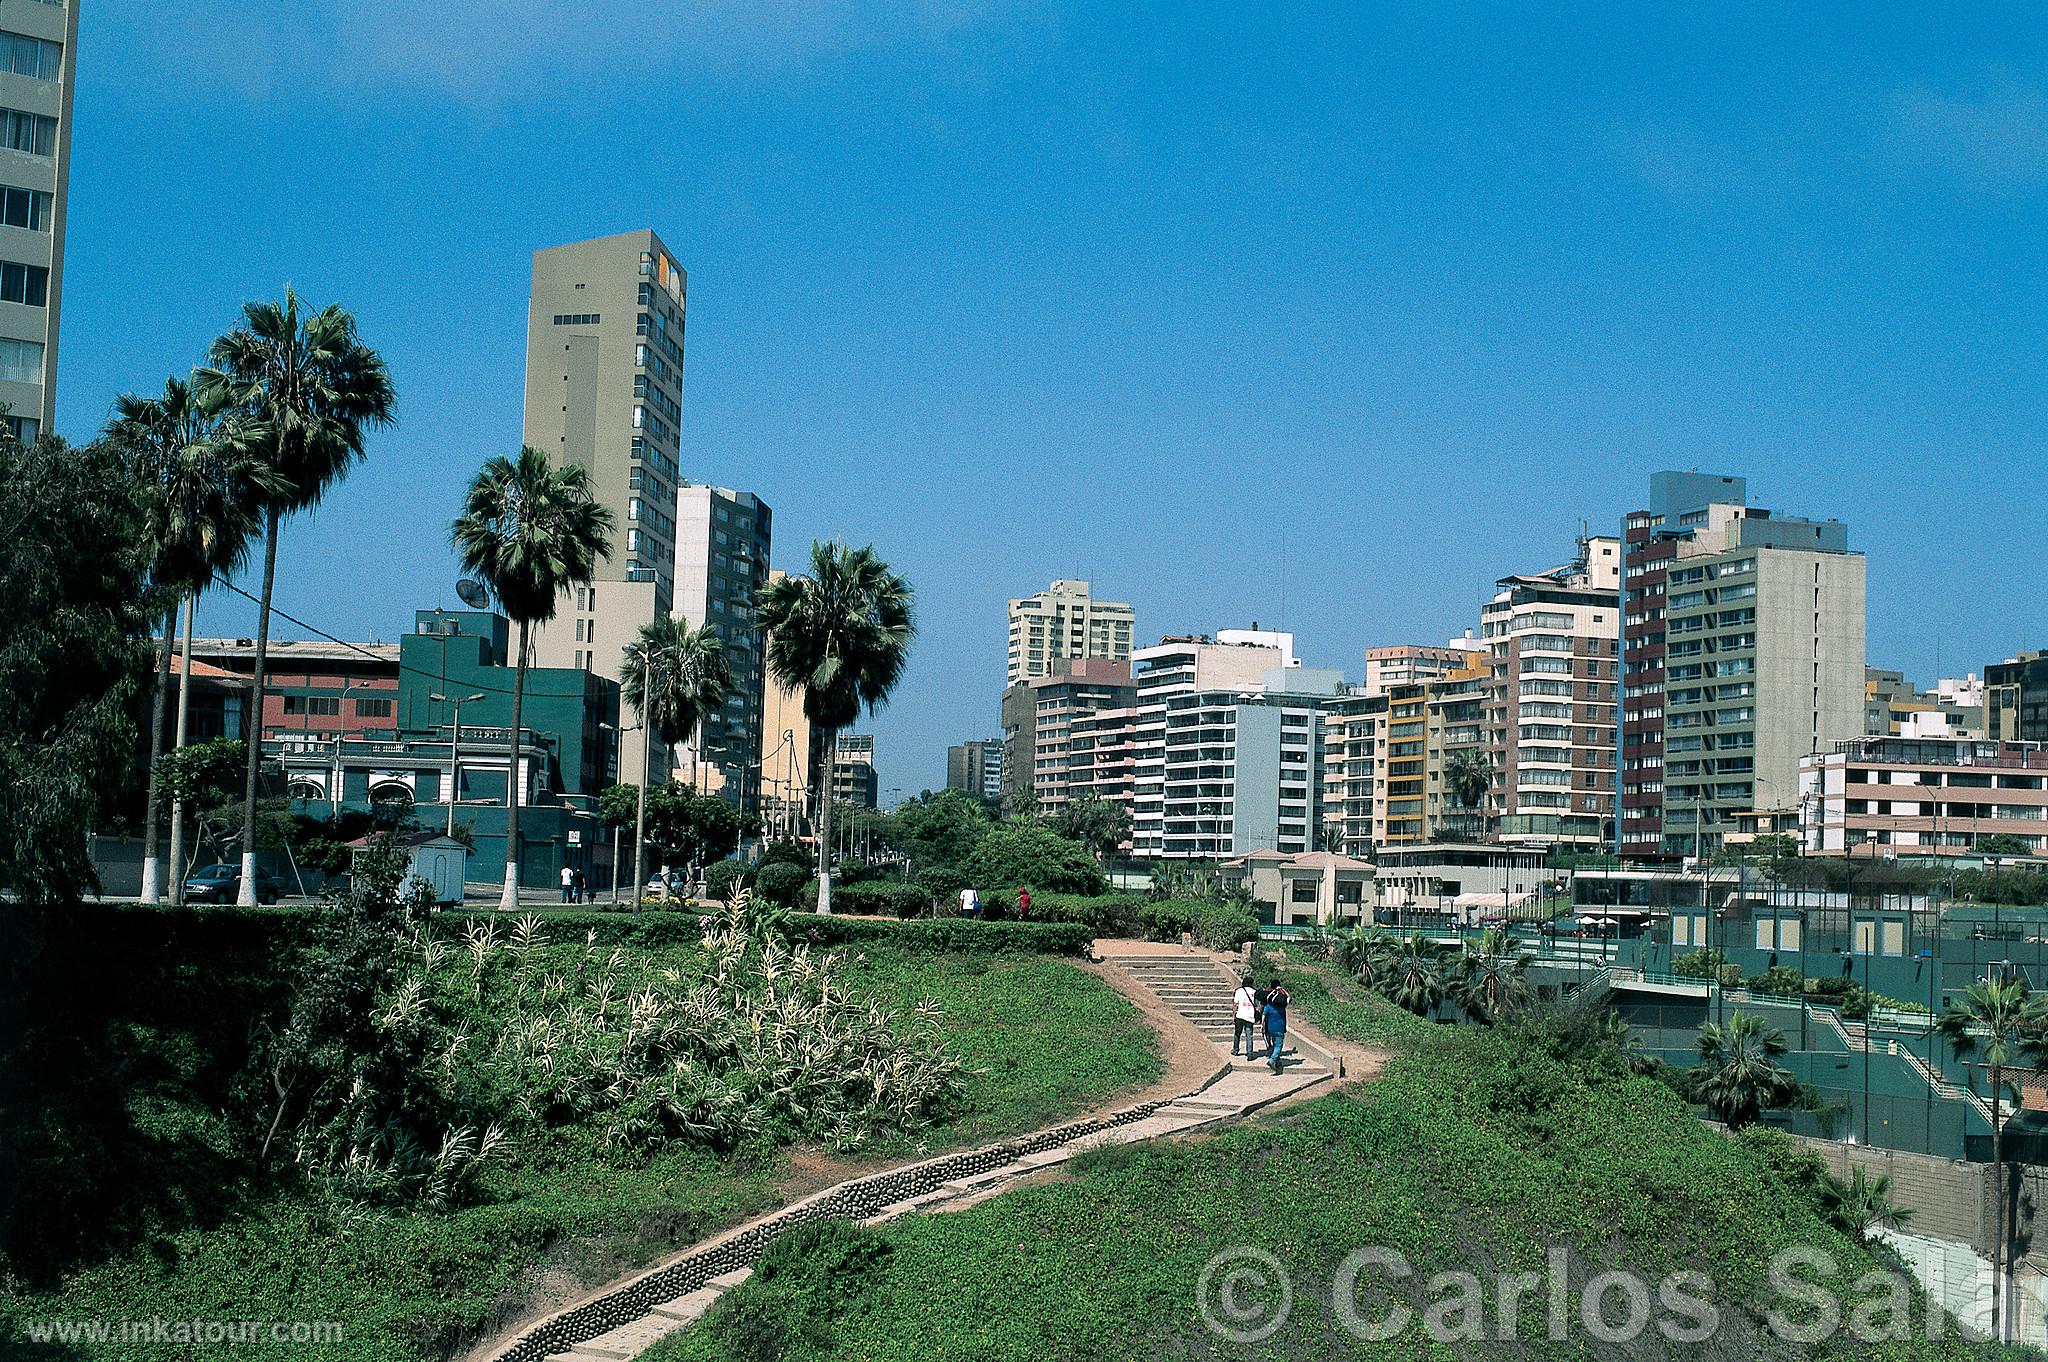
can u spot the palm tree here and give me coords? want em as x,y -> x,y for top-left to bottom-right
621,615 -> 733,904
106,378 -> 270,902
1830,1166 -> 1914,1247
1384,935 -> 1448,1016
755,542 -> 915,914
1693,1010 -> 1796,1131
1445,750 -> 1492,839
1938,976 -> 2048,1344
195,289 -> 394,905
451,448 -> 614,910
1333,926 -> 1395,991
1453,928 -> 1533,1024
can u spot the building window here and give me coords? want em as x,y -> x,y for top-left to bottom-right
0,108 -> 56,157
3,412 -> 36,442
0,259 -> 47,306
0,184 -> 49,231
0,335 -> 38,382
551,313 -> 600,325
354,696 -> 393,719
283,695 -> 341,717
0,32 -> 60,81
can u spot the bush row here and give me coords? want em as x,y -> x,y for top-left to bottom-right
429,908 -> 1096,957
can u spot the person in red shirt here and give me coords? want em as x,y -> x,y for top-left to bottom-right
1016,886 -> 1032,919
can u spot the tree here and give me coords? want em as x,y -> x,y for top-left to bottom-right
1333,927 -> 1396,991
1829,1166 -> 1914,1247
959,823 -> 1107,895
0,435 -> 154,904
105,376 -> 271,902
1938,976 -> 2048,1344
621,615 -> 733,907
893,789 -> 993,872
1445,750 -> 1492,838
451,447 -> 613,910
1452,928 -> 1533,1024
1693,1010 -> 1796,1131
155,737 -> 253,875
196,289 -> 395,904
1384,936 -> 1448,1016
1976,834 -> 2034,859
755,542 -> 915,914
1050,796 -> 1132,864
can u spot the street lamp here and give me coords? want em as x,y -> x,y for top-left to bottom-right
429,692 -> 486,837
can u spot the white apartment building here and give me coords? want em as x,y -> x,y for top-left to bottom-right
1005,579 -> 1135,684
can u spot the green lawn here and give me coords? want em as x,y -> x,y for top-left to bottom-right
1,940 -> 1158,1362
657,976 -> 2020,1362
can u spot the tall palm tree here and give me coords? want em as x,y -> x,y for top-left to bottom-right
105,377 -> 271,902
1452,928 -> 1533,1024
1445,749 -> 1492,839
451,447 -> 613,910
1384,935 -> 1449,1016
755,542 -> 915,914
1938,976 -> 2048,1345
195,289 -> 394,905
621,615 -> 733,905
1692,1010 -> 1795,1131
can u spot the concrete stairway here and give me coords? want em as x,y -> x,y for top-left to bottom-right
1109,948 -> 1328,1075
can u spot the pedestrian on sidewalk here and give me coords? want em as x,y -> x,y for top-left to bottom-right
1232,975 -> 1259,1059
1262,983 -> 1289,1073
560,864 -> 575,904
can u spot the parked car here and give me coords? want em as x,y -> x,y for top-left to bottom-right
642,870 -> 690,900
181,863 -> 289,905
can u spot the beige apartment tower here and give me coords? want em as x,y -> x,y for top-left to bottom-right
1005,579 -> 1134,685
0,0 -> 75,442
520,229 -> 688,787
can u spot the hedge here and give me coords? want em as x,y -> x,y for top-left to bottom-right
1139,898 -> 1260,950
1022,893 -> 1145,937
781,914 -> 1094,957
826,880 -> 932,918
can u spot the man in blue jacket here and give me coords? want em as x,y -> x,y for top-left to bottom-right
1261,983 -> 1290,1072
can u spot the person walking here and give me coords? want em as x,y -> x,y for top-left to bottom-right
574,866 -> 587,904
959,885 -> 979,919
1232,976 -> 1259,1059
1016,885 -> 1032,919
559,864 -> 574,904
1263,981 -> 1291,1073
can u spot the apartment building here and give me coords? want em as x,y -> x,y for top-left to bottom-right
833,733 -> 878,810
998,658 -> 1134,812
1363,639 -> 1484,696
1005,580 -> 1135,684
1320,689 -> 1387,855
1067,704 -> 1141,825
1620,473 -> 1866,860
672,485 -> 771,806
1426,669 -> 1493,841
1987,652 -> 2048,743
1478,537 -> 1621,850
1865,669 -> 1985,741
945,739 -> 1005,800
521,230 -> 689,788
0,0 -> 74,443
1800,737 -> 2048,859
1129,630 -> 1340,860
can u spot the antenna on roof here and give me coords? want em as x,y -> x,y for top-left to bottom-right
455,578 -> 490,610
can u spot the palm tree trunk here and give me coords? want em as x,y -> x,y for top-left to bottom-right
236,510 -> 281,907
137,605 -> 176,902
1993,1067 -> 2006,1345
815,724 -> 836,915
167,594 -> 196,905
499,621 -> 529,911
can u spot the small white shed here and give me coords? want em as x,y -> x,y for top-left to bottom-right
349,831 -> 469,906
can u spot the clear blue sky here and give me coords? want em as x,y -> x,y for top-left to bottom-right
63,3 -> 2048,798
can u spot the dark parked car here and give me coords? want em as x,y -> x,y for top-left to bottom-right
181,863 -> 288,905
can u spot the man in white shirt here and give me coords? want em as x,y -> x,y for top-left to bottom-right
1232,977 -> 1259,1058
559,864 -> 575,904
959,886 -> 979,919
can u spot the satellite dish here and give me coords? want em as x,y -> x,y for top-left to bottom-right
455,578 -> 490,610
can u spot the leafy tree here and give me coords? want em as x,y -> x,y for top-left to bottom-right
1693,1010 -> 1796,1131
621,614 -> 733,904
1050,796 -> 1132,863
893,789 -> 993,872
1976,834 -> 2035,859
196,289 -> 395,904
1452,929 -> 1533,1025
451,448 -> 614,909
754,860 -> 809,908
756,542 -> 915,914
1827,1166 -> 1914,1246
0,435 -> 154,904
760,839 -> 811,870
703,858 -> 747,905
960,824 -> 1106,895
1939,976 -> 2048,1344
105,376 -> 271,902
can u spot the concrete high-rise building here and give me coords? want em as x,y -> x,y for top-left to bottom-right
1128,630 -> 1340,859
0,0 -> 75,443
1620,473 -> 1866,861
1478,536 -> 1621,849
1362,640 -> 1484,696
832,733 -> 878,809
1067,704 -> 1141,831
520,229 -> 689,789
999,658 -> 1134,813
1986,652 -> 2048,743
1005,579 -> 1134,685
673,484 -> 770,807
1319,689 -> 1387,854
946,739 -> 1005,801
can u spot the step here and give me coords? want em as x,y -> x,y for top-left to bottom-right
649,1287 -> 723,1323
564,1345 -> 632,1362
706,1268 -> 753,1291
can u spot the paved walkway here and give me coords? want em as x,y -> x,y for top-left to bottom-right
483,939 -> 1336,1362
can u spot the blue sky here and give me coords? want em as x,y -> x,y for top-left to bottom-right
63,2 -> 2048,798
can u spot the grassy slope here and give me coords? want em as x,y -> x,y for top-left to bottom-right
658,964 -> 2020,1362
2,943 -> 1159,1362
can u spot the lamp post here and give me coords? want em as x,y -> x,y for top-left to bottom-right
631,652 -> 653,912
429,692 -> 486,838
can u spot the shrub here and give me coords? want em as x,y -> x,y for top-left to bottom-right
780,914 -> 1094,957
759,840 -> 811,869
1030,893 -> 1145,938
1745,964 -> 1806,998
1140,898 -> 1259,951
702,1218 -> 893,1362
827,881 -> 931,918
754,861 -> 808,908
916,865 -> 968,905
959,824 -> 1107,896
1670,948 -> 1727,980
702,859 -> 747,905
